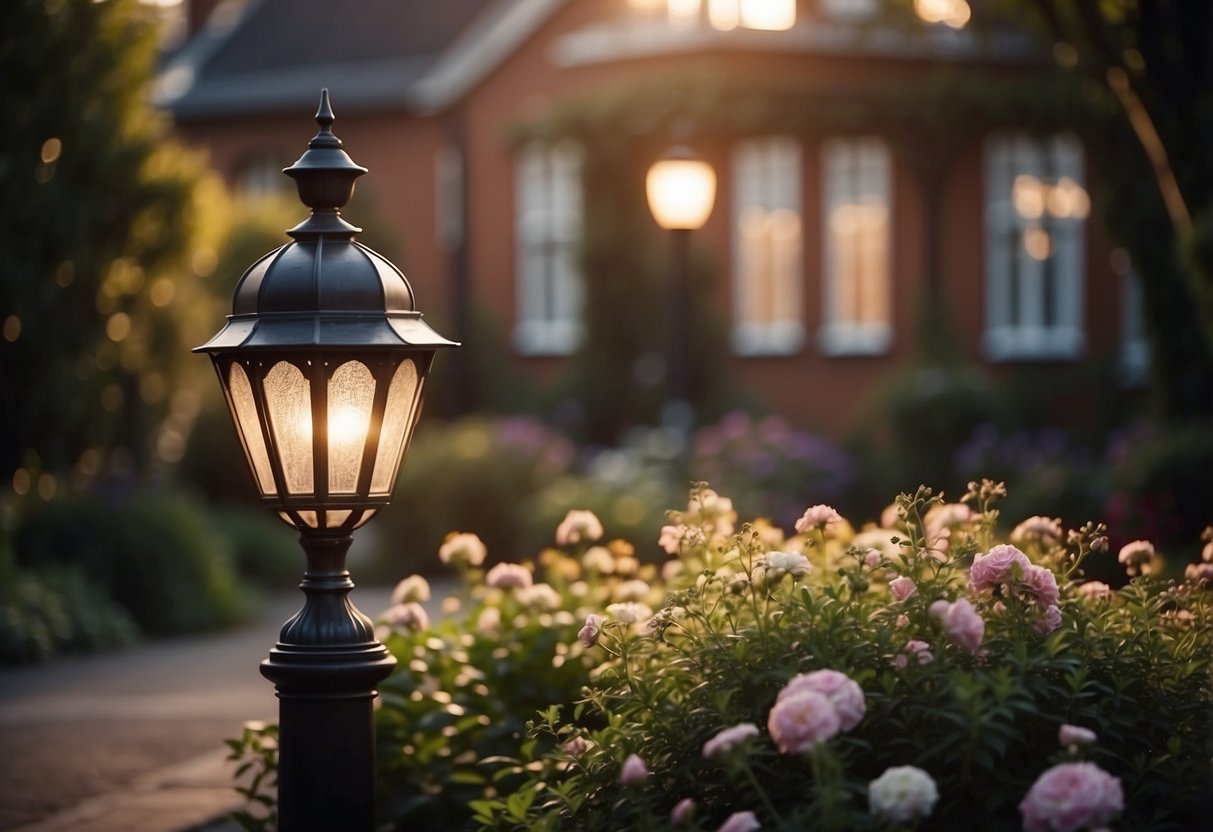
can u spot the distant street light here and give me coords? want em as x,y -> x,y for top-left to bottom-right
646,146 -> 716,431
196,90 -> 457,831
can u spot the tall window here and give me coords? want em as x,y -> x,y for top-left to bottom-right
732,137 -> 804,356
819,137 -> 892,355
514,141 -> 583,355
984,133 -> 1088,360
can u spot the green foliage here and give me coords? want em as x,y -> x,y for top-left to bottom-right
0,565 -> 138,663
476,484 -> 1212,831
0,0 -> 228,481
210,506 -> 301,589
13,490 -> 252,635
225,721 -> 279,832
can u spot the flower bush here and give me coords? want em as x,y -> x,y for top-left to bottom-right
228,483 -> 1212,831
471,483 -> 1212,831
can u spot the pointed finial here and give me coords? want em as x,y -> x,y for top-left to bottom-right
282,89 -> 368,238
315,88 -> 335,133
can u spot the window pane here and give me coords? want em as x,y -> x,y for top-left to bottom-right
227,362 -> 276,496
264,361 -> 313,495
370,359 -> 420,495
327,360 -> 375,495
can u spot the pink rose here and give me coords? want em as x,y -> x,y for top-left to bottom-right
931,598 -> 984,654
776,669 -> 866,731
1019,762 -> 1124,832
794,504 -> 842,534
618,753 -> 648,786
670,797 -> 696,827
1022,565 -> 1061,607
1033,604 -> 1063,635
889,576 -> 917,602
717,810 -> 761,832
578,613 -> 604,647
485,562 -> 533,589
768,689 -> 841,753
970,544 -> 1031,593
1058,724 -> 1097,747
1075,581 -> 1112,599
703,722 -> 759,759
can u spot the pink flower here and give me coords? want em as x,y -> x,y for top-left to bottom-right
863,549 -> 882,568
618,753 -> 648,786
475,606 -> 500,634
1058,724 -> 1097,747
795,504 -> 842,534
868,765 -> 939,823
891,654 -> 908,670
1117,539 -> 1156,576
578,613 -> 604,647
717,810 -> 761,832
390,575 -> 431,605
894,613 -> 910,629
768,689 -> 840,753
905,639 -> 933,664
1022,565 -> 1061,607
556,509 -> 604,546
659,524 -> 686,555
561,736 -> 593,756
1011,516 -> 1064,547
970,544 -> 1032,593
438,532 -> 487,567
703,722 -> 759,759
383,602 -> 429,632
1033,604 -> 1063,635
1019,762 -> 1124,832
485,562 -> 533,589
670,797 -> 696,826
889,576 -> 917,602
930,597 -> 984,654
1075,581 -> 1112,599
1203,540 -> 1213,563
1186,562 -> 1213,584
776,669 -> 866,731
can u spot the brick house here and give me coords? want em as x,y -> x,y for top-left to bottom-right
159,0 -> 1147,436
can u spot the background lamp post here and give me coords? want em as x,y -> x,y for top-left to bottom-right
195,90 -> 457,831
645,147 -> 716,431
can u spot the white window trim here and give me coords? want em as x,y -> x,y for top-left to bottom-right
982,133 -> 1086,362
513,141 -> 584,357
819,137 -> 893,357
730,136 -> 806,357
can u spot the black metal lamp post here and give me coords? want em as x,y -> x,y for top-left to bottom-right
645,146 -> 716,432
196,90 -> 457,832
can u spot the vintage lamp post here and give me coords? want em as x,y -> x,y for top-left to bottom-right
645,146 -> 716,431
196,90 -> 457,831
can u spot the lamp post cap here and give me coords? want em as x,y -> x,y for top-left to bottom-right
283,89 -> 368,226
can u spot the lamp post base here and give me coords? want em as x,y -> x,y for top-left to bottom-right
260,535 -> 396,832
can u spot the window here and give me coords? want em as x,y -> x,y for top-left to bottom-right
434,144 -> 464,251
983,133 -> 1087,360
1115,248 -> 1149,386
819,137 -> 892,355
820,0 -> 879,22
239,150 -> 289,198
732,137 -> 805,356
514,142 -> 583,355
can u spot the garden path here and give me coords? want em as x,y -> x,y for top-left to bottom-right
0,582 -> 419,832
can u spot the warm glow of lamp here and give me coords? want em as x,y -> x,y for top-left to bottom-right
740,0 -> 796,31
646,151 -> 717,231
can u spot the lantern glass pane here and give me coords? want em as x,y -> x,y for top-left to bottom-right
264,360 -> 314,495
227,363 -> 277,495
297,510 -> 319,528
353,508 -> 377,529
326,509 -> 352,527
327,360 -> 375,494
370,358 -> 420,495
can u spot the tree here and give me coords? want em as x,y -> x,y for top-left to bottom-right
1011,0 -> 1213,419
0,0 -> 226,491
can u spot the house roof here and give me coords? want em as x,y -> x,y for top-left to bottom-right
157,0 -> 510,119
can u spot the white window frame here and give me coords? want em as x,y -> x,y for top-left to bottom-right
513,141 -> 584,356
731,137 -> 806,356
983,133 -> 1086,361
818,136 -> 893,356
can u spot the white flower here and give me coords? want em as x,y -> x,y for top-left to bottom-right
606,601 -> 653,625
556,509 -> 604,546
795,504 -> 842,534
582,545 -> 615,574
868,765 -> 939,823
758,550 -> 811,579
390,574 -> 431,605
438,532 -> 487,568
1011,515 -> 1064,547
516,582 -> 561,610
485,562 -> 533,589
383,602 -> 429,633
475,606 -> 500,634
615,579 -> 652,602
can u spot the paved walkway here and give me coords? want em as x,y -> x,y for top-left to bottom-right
0,584 -> 398,832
